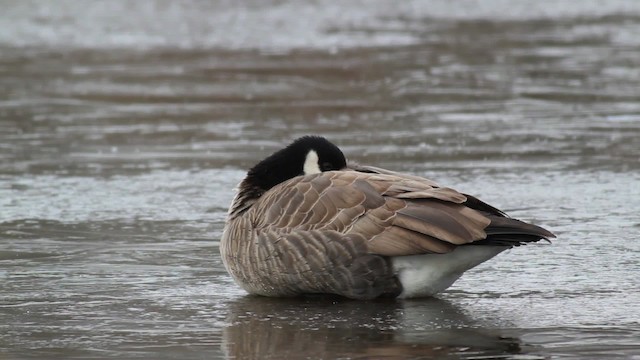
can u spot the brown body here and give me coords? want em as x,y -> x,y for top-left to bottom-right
221,164 -> 554,299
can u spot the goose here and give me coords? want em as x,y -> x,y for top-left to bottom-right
220,136 -> 554,299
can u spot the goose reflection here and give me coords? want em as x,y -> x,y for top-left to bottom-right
221,296 -> 523,359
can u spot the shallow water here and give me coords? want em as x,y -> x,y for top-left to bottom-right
2,1 -> 640,359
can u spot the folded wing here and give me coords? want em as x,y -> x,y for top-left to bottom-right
251,168 -> 554,259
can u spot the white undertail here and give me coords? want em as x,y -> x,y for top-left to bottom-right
392,246 -> 507,298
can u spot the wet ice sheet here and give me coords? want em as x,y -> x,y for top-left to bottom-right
3,0 -> 640,49
2,168 -> 639,359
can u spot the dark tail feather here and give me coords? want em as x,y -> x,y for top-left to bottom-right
462,194 -> 509,217
470,216 -> 555,247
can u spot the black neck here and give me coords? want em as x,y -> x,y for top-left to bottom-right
244,148 -> 305,193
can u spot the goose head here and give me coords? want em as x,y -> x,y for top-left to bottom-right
230,136 -> 347,216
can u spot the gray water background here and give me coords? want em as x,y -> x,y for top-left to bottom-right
1,1 -> 640,359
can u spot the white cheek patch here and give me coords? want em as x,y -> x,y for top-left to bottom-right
303,150 -> 321,175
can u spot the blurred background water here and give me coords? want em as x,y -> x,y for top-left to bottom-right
1,1 -> 640,359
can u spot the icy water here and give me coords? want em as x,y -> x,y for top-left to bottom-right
2,1 -> 640,359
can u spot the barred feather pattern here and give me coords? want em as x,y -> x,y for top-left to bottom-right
221,169 -> 554,299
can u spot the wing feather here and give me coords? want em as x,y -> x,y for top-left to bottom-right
235,167 -> 554,299
251,170 -> 547,261
369,226 -> 455,255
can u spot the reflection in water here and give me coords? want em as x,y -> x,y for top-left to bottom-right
222,296 -> 524,359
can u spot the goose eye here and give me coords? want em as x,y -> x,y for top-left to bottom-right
321,162 -> 333,171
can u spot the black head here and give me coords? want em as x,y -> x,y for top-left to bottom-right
245,136 -> 347,192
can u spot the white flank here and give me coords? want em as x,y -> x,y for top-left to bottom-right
392,246 -> 507,298
303,150 -> 321,175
